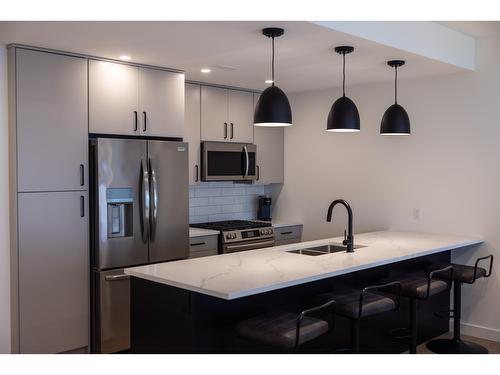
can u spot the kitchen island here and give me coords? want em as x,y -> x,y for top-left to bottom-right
125,231 -> 481,353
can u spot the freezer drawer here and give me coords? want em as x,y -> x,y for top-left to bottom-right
98,269 -> 130,353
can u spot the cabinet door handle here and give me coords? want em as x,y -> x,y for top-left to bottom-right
224,122 -> 228,139
143,111 -> 147,132
190,242 -> 206,247
79,164 -> 84,186
80,196 -> 85,218
256,165 -> 260,181
134,111 -> 138,131
230,123 -> 234,139
195,165 -> 199,182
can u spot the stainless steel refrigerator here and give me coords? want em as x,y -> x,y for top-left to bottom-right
89,136 -> 189,353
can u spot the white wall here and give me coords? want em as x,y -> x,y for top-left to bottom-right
275,34 -> 500,340
0,44 -> 11,353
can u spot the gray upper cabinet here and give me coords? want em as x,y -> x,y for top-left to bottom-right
201,85 -> 254,143
139,67 -> 184,138
228,90 -> 254,143
18,191 -> 89,353
16,48 -> 88,192
253,94 -> 284,184
200,85 -> 228,141
89,60 -> 139,135
89,60 -> 185,137
185,83 -> 201,185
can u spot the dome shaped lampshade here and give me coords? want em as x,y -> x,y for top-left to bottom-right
326,96 -> 360,132
254,85 -> 292,126
380,103 -> 410,135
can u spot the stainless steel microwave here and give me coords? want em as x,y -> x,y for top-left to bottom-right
201,141 -> 257,181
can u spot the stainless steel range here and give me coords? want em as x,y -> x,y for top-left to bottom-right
191,220 -> 275,253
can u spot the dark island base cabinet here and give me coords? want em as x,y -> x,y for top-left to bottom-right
131,251 -> 451,354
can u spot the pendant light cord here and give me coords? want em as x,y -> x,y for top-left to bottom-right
271,36 -> 275,86
342,52 -> 346,97
394,66 -> 398,104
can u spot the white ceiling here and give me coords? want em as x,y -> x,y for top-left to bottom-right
0,21 -> 481,93
438,21 -> 500,38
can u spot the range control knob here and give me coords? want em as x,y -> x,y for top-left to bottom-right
226,234 -> 231,240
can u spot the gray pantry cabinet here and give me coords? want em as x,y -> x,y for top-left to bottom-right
10,47 -> 89,353
18,192 -> 89,353
185,83 -> 202,185
15,48 -> 88,192
89,60 -> 184,138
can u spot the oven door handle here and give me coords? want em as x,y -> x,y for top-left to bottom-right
225,240 -> 275,252
243,145 -> 249,178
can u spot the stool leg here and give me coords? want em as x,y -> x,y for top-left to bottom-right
409,298 -> 417,354
426,281 -> 488,354
453,281 -> 461,340
351,319 -> 361,354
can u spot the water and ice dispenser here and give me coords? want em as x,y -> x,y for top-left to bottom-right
106,188 -> 134,238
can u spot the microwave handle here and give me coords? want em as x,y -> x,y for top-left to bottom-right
243,145 -> 249,177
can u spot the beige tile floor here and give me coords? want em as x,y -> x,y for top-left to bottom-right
417,333 -> 500,354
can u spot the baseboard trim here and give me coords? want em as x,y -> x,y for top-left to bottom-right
450,322 -> 500,343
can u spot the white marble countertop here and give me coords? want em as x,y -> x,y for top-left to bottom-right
125,231 -> 482,300
189,227 -> 220,238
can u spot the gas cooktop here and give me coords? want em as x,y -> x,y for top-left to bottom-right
191,220 -> 269,231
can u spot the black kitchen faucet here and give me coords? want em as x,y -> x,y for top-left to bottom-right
326,199 -> 354,252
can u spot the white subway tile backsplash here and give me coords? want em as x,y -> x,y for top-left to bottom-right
208,196 -> 235,205
221,187 -> 247,196
195,205 -> 222,216
190,197 -> 210,207
189,182 -> 264,224
222,204 -> 245,213
195,188 -> 222,197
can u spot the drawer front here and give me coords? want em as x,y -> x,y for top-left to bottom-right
189,235 -> 218,253
189,249 -> 218,259
275,238 -> 301,247
274,225 -> 303,242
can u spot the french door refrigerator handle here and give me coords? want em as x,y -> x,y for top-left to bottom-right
243,145 -> 249,177
149,158 -> 158,242
140,158 -> 150,243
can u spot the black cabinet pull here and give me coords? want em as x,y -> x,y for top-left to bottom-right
190,242 -> 206,247
143,111 -> 147,132
80,196 -> 85,217
195,165 -> 199,182
134,111 -> 138,131
256,165 -> 260,181
79,164 -> 84,186
224,122 -> 228,139
281,231 -> 293,235
230,123 -> 234,139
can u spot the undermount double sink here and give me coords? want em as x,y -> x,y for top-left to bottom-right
286,243 -> 366,256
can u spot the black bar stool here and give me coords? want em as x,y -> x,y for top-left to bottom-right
235,299 -> 336,352
384,265 -> 454,354
315,281 -> 402,353
426,255 -> 493,354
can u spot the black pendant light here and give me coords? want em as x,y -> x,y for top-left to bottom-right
327,46 -> 360,132
380,60 -> 410,135
254,27 -> 292,127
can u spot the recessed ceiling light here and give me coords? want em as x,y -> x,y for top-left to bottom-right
119,55 -> 131,61
265,79 -> 274,84
201,68 -> 211,73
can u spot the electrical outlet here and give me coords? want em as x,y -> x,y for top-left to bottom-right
413,208 -> 421,220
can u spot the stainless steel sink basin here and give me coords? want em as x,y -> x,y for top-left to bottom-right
286,243 -> 366,256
